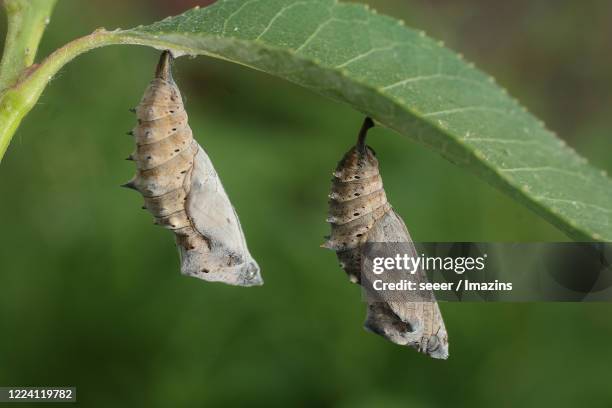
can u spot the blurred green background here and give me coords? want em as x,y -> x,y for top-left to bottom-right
1,0 -> 612,406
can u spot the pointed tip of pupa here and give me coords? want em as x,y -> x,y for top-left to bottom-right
325,216 -> 338,224
429,343 -> 449,360
320,241 -> 336,250
155,50 -> 174,81
356,117 -> 375,152
120,179 -> 139,191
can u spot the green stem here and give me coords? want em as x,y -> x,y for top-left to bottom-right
0,27 -> 207,163
0,0 -> 57,91
0,0 -> 209,163
0,30 -> 120,162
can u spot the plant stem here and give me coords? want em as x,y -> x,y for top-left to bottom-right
0,0 -> 57,91
0,0 -> 203,163
0,30 -> 119,161
0,24 -> 205,163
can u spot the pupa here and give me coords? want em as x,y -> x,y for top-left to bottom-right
123,51 -> 262,287
323,118 -> 448,359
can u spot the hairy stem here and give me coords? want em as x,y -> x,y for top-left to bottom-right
0,30 -> 121,162
0,26 -> 210,163
0,0 -> 57,91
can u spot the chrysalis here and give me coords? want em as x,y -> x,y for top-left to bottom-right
123,51 -> 262,287
323,118 -> 448,359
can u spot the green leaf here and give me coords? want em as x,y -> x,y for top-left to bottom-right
4,0 -> 612,240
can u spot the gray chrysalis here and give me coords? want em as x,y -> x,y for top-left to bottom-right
123,51 -> 262,287
323,118 -> 448,359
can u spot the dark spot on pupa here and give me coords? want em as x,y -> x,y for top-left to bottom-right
174,149 -> 180,152
201,268 -> 209,273
353,213 -> 360,217
147,156 -> 152,160
356,233 -> 363,237
354,176 -> 360,179
226,218 -> 231,224
392,320 -> 412,333
180,170 -> 187,174
354,193 -> 360,197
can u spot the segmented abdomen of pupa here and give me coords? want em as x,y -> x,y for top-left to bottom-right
124,51 -> 262,287
127,54 -> 195,227
323,118 -> 391,283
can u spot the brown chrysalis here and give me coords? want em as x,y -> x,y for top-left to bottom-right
123,51 -> 262,287
323,118 -> 449,359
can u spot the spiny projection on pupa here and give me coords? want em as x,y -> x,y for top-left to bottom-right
123,51 -> 262,287
323,118 -> 448,359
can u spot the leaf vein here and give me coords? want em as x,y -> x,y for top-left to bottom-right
382,74 -> 489,91
535,196 -> 612,215
295,17 -> 367,54
222,0 -> 263,35
463,138 -> 540,146
256,1 -> 312,41
334,43 -> 403,68
423,106 -> 511,117
500,166 -> 590,181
